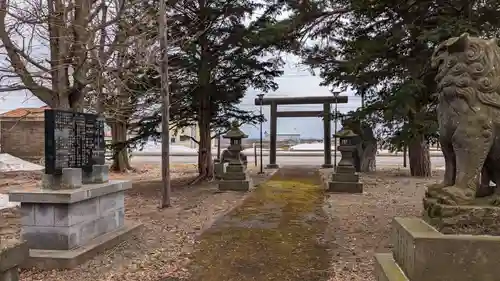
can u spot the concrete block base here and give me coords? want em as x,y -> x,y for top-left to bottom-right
328,181 -> 363,193
11,181 -> 131,251
218,179 -> 251,191
0,241 -> 28,281
321,163 -> 333,168
22,222 -> 142,269
374,217 -> 500,281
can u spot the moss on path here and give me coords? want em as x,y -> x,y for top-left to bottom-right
187,167 -> 330,281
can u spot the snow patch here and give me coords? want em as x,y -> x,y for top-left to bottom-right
0,153 -> 42,210
0,195 -> 18,210
289,143 -> 334,151
137,142 -> 198,153
0,153 -> 43,172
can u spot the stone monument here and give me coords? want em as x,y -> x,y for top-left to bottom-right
8,109 -> 140,269
0,240 -> 28,281
217,121 -> 251,191
327,128 -> 363,193
374,33 -> 500,280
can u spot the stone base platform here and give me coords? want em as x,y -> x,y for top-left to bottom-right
23,222 -> 141,269
374,217 -> 500,281
326,173 -> 363,193
218,178 -> 252,191
8,177 -> 138,269
423,197 -> 500,235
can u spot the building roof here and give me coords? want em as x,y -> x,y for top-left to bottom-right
0,106 -> 49,118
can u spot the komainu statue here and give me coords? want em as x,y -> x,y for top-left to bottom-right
428,33 -> 500,205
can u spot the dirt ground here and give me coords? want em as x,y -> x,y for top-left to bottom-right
323,168 -> 443,281
0,165 -> 442,281
0,164 -> 273,281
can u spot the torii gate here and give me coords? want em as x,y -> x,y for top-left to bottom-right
254,95 -> 348,168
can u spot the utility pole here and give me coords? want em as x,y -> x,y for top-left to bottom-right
159,0 -> 171,208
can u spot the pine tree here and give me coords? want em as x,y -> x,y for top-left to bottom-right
130,0 -> 288,180
280,0 -> 500,176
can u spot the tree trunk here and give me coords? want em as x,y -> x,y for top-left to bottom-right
360,140 -> 377,172
197,97 -> 214,179
110,121 -> 133,172
409,136 -> 431,177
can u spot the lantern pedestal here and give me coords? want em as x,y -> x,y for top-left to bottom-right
219,161 -> 251,191
327,129 -> 363,193
266,163 -> 279,169
328,173 -> 363,193
218,179 -> 251,191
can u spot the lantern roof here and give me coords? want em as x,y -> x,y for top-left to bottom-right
334,128 -> 358,138
223,121 -> 248,139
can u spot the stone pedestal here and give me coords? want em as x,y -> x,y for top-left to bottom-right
374,217 -> 500,281
218,163 -> 251,191
0,240 -> 28,281
328,172 -> 363,193
266,163 -> 279,169
8,165 -> 141,269
423,197 -> 500,235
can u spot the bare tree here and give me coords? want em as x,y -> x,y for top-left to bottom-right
0,0 -> 129,110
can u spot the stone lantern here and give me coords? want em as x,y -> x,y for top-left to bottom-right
218,121 -> 251,191
327,128 -> 363,193
335,128 -> 358,173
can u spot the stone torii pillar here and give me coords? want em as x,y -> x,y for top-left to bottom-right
267,101 -> 279,169
322,102 -> 332,168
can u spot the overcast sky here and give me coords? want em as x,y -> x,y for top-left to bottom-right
0,53 -> 361,138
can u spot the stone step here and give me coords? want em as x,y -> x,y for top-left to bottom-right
374,253 -> 409,281
330,172 -> 359,182
327,181 -> 362,193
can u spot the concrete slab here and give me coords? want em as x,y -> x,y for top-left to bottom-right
22,222 -> 142,269
8,180 -> 131,204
